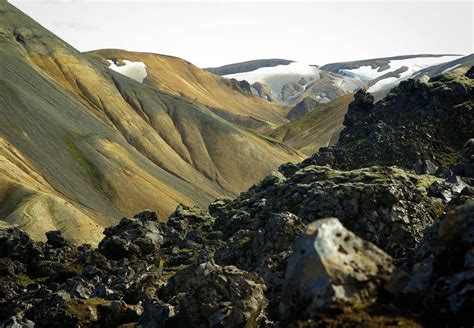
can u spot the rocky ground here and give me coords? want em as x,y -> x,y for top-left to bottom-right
0,69 -> 473,327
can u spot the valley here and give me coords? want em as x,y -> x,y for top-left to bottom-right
0,1 -> 473,327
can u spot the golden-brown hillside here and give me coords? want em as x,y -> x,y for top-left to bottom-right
269,94 -> 354,156
0,2 -> 302,245
89,49 -> 291,131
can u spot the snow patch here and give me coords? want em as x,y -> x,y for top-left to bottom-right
441,64 -> 461,74
366,56 -> 462,93
107,60 -> 148,83
344,56 -> 461,83
224,62 -> 319,83
342,65 -> 386,80
223,62 -> 320,102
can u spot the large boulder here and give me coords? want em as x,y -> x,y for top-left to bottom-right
216,212 -> 304,271
280,218 -> 394,320
98,211 -> 166,260
45,231 -> 74,249
466,66 -> 474,79
215,212 -> 304,318
160,261 -> 267,327
26,298 -> 143,328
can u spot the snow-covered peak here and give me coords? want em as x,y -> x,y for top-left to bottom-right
224,62 -> 320,102
107,60 -> 148,83
224,62 -> 318,84
342,55 -> 462,83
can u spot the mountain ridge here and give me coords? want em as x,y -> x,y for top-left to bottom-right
320,53 -> 463,71
0,1 -> 302,245
205,58 -> 294,76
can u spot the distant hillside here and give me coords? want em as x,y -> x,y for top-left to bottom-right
320,54 -> 460,73
221,61 -> 362,105
321,54 -> 462,94
269,93 -> 354,156
206,58 -> 294,76
413,53 -> 474,78
0,2 -> 302,245
89,50 -> 291,131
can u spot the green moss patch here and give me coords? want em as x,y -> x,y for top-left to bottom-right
64,136 -> 101,186
16,274 -> 48,288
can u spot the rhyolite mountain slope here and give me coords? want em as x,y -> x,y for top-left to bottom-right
89,49 -> 291,131
269,93 -> 354,155
285,96 -> 320,120
0,2 -> 302,245
1,69 -> 472,327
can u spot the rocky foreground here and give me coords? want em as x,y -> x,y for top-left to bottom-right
0,70 -> 473,327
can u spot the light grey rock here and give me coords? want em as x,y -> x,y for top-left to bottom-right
0,316 -> 34,328
280,218 -> 394,319
64,278 -> 94,299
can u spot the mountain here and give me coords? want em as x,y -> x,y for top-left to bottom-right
285,70 -> 360,105
268,59 -> 473,158
285,96 -> 320,120
88,49 -> 291,132
413,53 -> 474,79
272,57 -> 472,156
309,72 -> 473,172
2,69 -> 472,327
269,94 -> 354,155
220,61 -> 362,105
0,2 -> 302,245
211,54 -> 464,109
322,54 -> 463,94
206,58 -> 294,75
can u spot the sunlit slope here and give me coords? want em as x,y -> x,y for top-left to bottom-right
269,94 -> 354,156
0,2 -> 302,244
89,49 -> 291,127
0,44 -> 217,245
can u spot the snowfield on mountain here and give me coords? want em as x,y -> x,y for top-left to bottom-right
107,59 -> 148,83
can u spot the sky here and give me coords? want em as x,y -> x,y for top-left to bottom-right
9,0 -> 474,68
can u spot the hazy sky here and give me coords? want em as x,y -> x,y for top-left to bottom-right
9,0 -> 474,68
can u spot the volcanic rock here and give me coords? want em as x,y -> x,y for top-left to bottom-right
98,211 -> 165,260
280,218 -> 394,320
308,73 -> 474,172
212,165 -> 443,261
160,261 -> 267,327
